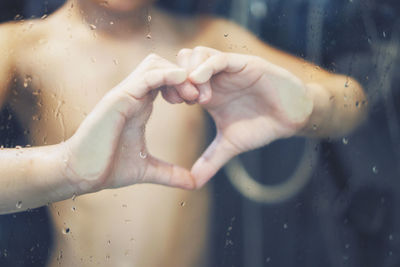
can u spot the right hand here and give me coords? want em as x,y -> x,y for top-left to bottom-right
60,54 -> 195,194
172,47 -> 314,188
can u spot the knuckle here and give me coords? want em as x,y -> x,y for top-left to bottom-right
178,48 -> 191,58
142,53 -> 165,70
146,53 -> 159,60
193,46 -> 207,52
145,53 -> 161,64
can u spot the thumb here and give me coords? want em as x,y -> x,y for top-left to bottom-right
143,156 -> 196,190
191,134 -> 239,188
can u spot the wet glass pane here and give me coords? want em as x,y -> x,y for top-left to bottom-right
0,0 -> 398,266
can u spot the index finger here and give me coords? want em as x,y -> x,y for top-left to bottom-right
189,53 -> 248,84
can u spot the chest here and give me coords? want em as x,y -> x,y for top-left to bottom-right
10,37 -> 201,147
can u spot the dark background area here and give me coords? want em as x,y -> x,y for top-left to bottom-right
0,0 -> 400,266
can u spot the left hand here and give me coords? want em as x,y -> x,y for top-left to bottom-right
169,47 -> 314,188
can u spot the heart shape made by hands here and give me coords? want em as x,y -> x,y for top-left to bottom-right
64,47 -> 313,194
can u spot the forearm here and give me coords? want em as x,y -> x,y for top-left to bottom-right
0,144 -> 76,214
300,74 -> 367,138
209,18 -> 368,138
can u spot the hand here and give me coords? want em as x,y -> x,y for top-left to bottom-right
175,47 -> 314,187
61,54 -> 194,194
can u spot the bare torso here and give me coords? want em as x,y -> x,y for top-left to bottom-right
8,6 -> 213,267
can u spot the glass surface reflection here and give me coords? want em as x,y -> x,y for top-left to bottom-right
0,0 -> 398,267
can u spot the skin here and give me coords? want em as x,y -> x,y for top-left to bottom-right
0,0 -> 366,266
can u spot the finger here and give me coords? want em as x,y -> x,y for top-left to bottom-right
143,156 -> 196,190
191,134 -> 240,188
161,86 -> 184,104
197,81 -> 212,104
189,53 -> 247,84
185,100 -> 197,105
190,48 -> 210,71
175,81 -> 199,101
118,68 -> 187,99
176,48 -> 201,101
176,48 -> 193,69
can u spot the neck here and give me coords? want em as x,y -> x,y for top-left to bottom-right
66,0 -> 152,38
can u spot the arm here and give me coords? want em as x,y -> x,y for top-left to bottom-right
0,145 -> 74,213
167,19 -> 367,187
0,24 -> 69,214
0,54 -> 194,214
203,18 -> 367,137
0,24 -> 14,110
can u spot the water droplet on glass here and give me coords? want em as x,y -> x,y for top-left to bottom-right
345,243 -> 350,249
372,166 -> 378,174
122,204 -> 127,208
16,201 -> 22,209
342,137 -> 349,145
113,58 -> 119,65
139,151 -> 147,159
383,31 -> 386,38
225,239 -> 234,246
250,1 -> 268,19
62,227 -> 70,234
32,114 -> 41,121
389,234 -> 393,240
146,34 -> 152,39
89,24 -> 96,30
283,223 -> 288,229
72,194 -> 77,201
41,14 -> 48,20
15,145 -> 22,149
14,14 -> 22,20
147,15 -> 152,22
71,206 -> 76,212
180,201 -> 186,207
109,21 -> 114,25
312,124 -> 318,131
266,257 -> 271,263
224,33 -> 229,37
23,75 -> 32,88
107,240 -> 111,245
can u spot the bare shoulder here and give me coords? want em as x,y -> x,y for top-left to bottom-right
177,15 -> 266,53
154,9 -> 245,48
0,22 -> 24,105
191,16 -> 315,71
0,18 -> 54,62
0,22 -> 19,58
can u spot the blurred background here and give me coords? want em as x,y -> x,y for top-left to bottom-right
0,0 -> 400,266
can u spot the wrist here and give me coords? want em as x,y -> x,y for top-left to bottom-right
298,82 -> 331,137
21,143 -> 80,206
57,140 -> 94,197
59,139 -> 109,196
